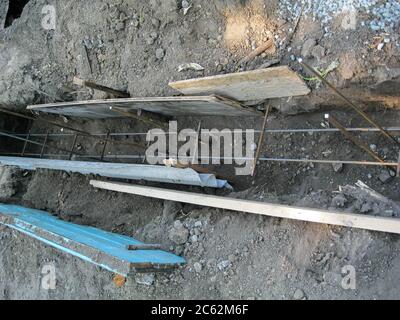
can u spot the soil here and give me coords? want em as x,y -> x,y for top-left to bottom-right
0,0 -> 399,300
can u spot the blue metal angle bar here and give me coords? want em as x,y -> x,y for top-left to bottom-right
0,204 -> 185,276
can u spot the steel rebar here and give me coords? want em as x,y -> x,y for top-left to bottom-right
252,106 -> 271,177
1,152 -> 398,168
325,114 -> 386,164
0,107 -> 145,150
299,59 -> 400,147
0,131 -> 101,162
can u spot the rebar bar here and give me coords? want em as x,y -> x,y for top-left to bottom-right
0,107 -> 146,150
0,131 -> 101,162
1,152 -> 397,168
325,114 -> 385,164
299,60 -> 400,147
8,126 -> 400,138
253,106 -> 270,177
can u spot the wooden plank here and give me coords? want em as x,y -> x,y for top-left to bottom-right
90,180 -> 400,235
169,66 -> 310,102
27,95 -> 259,118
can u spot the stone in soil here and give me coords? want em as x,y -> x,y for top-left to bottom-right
194,262 -> 202,273
331,194 -> 347,207
293,288 -> 305,300
156,48 -> 165,60
301,38 -> 317,58
217,260 -> 230,271
378,170 -> 393,183
169,222 -> 189,245
332,162 -> 344,173
135,273 -> 155,286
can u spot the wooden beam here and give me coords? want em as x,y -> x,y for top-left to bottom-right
90,180 -> 400,235
169,66 -> 310,103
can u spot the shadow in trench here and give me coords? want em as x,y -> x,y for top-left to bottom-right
5,0 -> 30,28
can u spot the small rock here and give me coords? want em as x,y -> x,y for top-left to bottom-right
150,32 -> 158,40
370,144 -> 377,152
311,45 -> 325,61
301,38 -> 317,58
341,9 -> 357,30
381,147 -> 390,157
145,36 -> 156,45
193,262 -> 202,273
174,220 -> 183,229
217,260 -> 230,271
169,223 -> 189,245
135,273 -> 155,286
115,21 -> 125,31
151,18 -> 160,29
360,202 -> 372,213
331,194 -> 347,208
190,235 -> 198,243
162,201 -> 181,224
207,259 -> 216,268
174,246 -> 184,255
194,221 -> 202,228
156,48 -> 165,60
378,170 -> 393,183
332,162 -> 343,173
339,52 -> 357,80
293,288 -> 305,300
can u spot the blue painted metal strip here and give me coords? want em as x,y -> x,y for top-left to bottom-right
0,204 -> 185,275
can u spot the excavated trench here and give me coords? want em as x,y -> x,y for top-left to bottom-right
4,0 -> 30,28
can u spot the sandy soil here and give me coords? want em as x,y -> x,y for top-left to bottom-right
0,0 -> 399,300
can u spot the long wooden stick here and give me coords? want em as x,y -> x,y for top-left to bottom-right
90,180 -> 400,235
240,38 -> 275,65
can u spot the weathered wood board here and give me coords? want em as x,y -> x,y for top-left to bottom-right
27,95 -> 259,118
169,66 -> 311,102
91,180 -> 400,235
